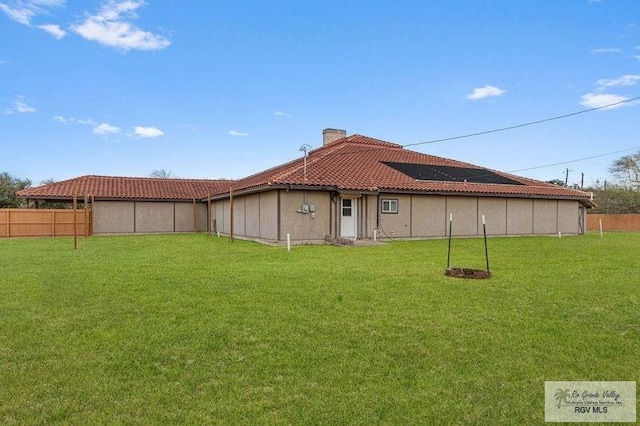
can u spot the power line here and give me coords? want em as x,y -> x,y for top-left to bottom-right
403,95 -> 640,148
507,145 -> 640,174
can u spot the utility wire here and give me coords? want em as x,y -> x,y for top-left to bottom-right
283,94 -> 640,183
507,145 -> 640,174
403,95 -> 640,148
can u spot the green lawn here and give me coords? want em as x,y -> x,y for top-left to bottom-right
1,233 -> 638,424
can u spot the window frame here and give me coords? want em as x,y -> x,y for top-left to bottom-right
381,198 -> 398,214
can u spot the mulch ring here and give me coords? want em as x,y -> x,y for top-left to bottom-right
445,267 -> 491,279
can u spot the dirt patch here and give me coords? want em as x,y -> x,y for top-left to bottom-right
445,268 -> 491,279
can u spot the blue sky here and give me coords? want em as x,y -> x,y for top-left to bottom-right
1,0 -> 639,188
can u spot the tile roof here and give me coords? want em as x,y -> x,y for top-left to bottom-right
17,175 -> 233,201
228,134 -> 595,206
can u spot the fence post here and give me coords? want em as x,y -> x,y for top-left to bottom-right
73,190 -> 78,250
207,196 -> 211,236
84,195 -> 89,239
6,210 -> 10,238
52,210 -> 55,237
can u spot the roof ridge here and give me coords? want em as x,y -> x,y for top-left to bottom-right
46,174 -> 232,183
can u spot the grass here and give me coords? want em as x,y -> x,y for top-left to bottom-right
0,232 -> 638,424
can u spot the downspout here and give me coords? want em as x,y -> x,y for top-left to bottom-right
376,193 -> 381,230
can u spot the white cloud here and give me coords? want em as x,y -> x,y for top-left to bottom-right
38,23 -> 65,38
72,0 -> 171,51
0,3 -> 35,24
131,126 -> 164,138
0,1 -> 64,25
591,47 -> 622,54
595,74 -> 640,91
274,110 -> 292,118
53,115 -> 70,123
76,118 -> 97,126
53,115 -> 97,126
5,97 -> 36,114
93,122 -> 121,135
465,85 -> 506,101
579,93 -> 632,109
229,130 -> 249,137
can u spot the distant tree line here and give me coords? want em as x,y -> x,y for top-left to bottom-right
0,172 -> 31,208
585,184 -> 640,214
1,174 -> 69,208
545,150 -> 640,214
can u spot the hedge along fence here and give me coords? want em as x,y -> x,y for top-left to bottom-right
587,214 -> 640,232
0,208 -> 92,238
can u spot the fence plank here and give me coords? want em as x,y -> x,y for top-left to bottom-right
587,214 -> 640,231
0,208 -> 91,238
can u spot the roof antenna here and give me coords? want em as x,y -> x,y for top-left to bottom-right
299,144 -> 312,180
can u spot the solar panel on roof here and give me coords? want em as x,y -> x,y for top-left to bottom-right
382,162 -> 524,185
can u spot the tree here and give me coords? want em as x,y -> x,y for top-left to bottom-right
546,179 -> 566,187
609,151 -> 640,189
36,179 -> 70,209
0,172 -> 31,208
585,181 -> 640,214
150,169 -> 176,179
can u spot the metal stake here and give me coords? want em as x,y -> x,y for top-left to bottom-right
482,215 -> 490,274
446,213 -> 453,269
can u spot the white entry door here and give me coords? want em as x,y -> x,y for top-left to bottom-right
340,198 -> 357,238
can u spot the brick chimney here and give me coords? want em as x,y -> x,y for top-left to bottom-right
323,128 -> 346,146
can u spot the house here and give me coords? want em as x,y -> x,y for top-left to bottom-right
18,129 -> 595,241
210,129 -> 594,243
17,175 -> 232,234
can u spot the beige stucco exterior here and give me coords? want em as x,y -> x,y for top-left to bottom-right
211,189 -> 586,243
93,200 -> 207,234
212,190 -> 332,242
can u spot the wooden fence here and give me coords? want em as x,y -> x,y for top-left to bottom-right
586,214 -> 640,232
0,208 -> 92,238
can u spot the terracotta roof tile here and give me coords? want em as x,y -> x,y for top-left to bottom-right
229,134 -> 595,206
17,134 -> 596,207
17,175 -> 233,201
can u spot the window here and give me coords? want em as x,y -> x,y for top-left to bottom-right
381,199 -> 398,214
342,199 -> 352,217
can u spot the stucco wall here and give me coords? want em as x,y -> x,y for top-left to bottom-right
210,191 -> 585,242
259,192 -> 278,240
244,194 -> 260,238
94,201 -> 134,234
233,196 -> 246,236
375,195 -> 582,239
533,199 -> 558,234
412,195 -> 447,237
93,200 -> 207,234
212,192 -> 279,240
446,196 -> 478,236
212,200 -> 227,234
136,202 -> 174,233
378,194 -> 412,237
558,200 -> 579,234
506,199 -> 534,235
478,198 -> 507,235
365,195 -> 378,238
279,190 -> 331,241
